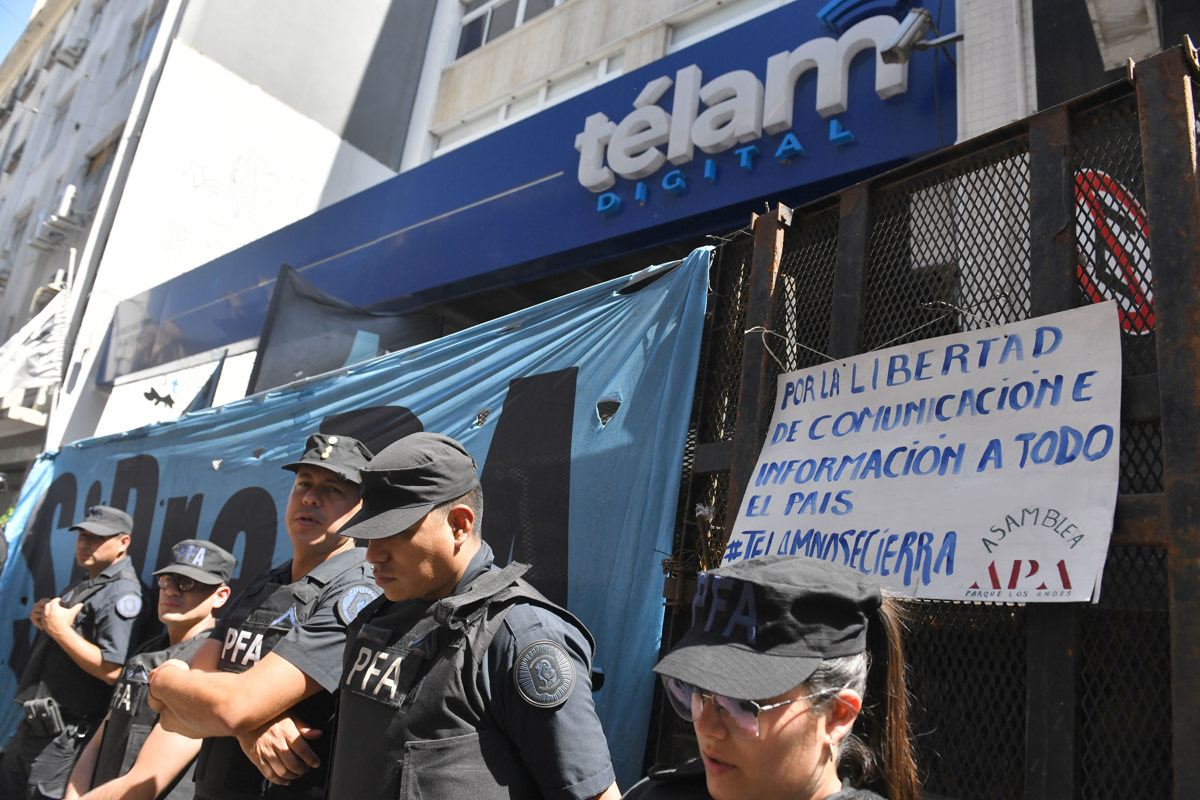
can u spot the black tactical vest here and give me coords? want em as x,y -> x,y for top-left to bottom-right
193,558 -> 349,800
329,562 -> 593,800
16,559 -> 146,718
91,631 -> 209,800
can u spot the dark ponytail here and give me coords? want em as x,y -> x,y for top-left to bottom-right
808,594 -> 918,800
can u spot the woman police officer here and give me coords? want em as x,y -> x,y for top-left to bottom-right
624,555 -> 918,800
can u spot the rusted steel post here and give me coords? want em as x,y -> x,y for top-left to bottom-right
1029,106 -> 1078,317
828,185 -> 870,359
722,204 -> 791,554
1134,43 -> 1200,800
1023,104 -> 1082,800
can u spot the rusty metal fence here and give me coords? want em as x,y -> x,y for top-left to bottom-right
650,45 -> 1199,800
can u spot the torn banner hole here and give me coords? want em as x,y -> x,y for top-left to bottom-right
596,399 -> 621,425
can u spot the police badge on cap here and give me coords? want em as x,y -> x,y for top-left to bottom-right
69,505 -> 133,538
282,434 -> 374,486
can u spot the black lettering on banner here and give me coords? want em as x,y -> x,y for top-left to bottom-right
83,481 -> 103,517
319,407 -> 424,455
480,368 -> 577,607
210,488 -> 277,592
156,494 -> 205,571
10,473 -> 78,679
110,455 -> 160,575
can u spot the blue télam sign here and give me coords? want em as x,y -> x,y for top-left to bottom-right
104,0 -> 955,380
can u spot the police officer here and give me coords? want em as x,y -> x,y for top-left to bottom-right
63,539 -> 235,800
323,432 -> 619,800
1,505 -> 151,800
146,434 -> 382,800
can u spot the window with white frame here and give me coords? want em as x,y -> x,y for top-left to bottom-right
456,0 -> 562,59
667,0 -> 789,53
433,51 -> 623,154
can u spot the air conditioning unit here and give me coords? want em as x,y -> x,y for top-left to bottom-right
43,184 -> 85,232
29,186 -> 86,250
28,213 -> 66,251
50,38 -> 89,69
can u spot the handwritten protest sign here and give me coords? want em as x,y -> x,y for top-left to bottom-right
724,302 -> 1121,602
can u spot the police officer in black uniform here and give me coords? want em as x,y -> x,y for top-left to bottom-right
322,432 -> 619,800
146,433 -> 381,800
64,539 -> 236,800
1,505 -> 151,800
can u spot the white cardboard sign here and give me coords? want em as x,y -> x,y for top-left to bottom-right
723,302 -> 1122,602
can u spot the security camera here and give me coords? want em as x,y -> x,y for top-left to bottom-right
881,8 -> 964,64
881,8 -> 934,64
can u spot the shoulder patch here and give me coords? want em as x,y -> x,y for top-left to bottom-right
514,640 -> 575,708
115,593 -> 142,619
337,584 -> 382,625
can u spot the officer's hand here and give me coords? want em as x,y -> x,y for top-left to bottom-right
29,598 -> 51,630
40,597 -> 81,638
238,715 -> 322,785
146,659 -> 189,714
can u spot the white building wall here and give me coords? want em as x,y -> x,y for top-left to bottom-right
50,10 -> 400,447
959,0 -> 1037,139
94,43 -> 393,297
0,0 -> 148,341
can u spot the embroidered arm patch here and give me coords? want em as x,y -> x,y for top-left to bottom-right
337,584 -> 382,625
116,594 -> 143,619
514,640 -> 575,708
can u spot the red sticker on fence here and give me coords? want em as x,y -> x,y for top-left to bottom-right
1074,169 -> 1155,335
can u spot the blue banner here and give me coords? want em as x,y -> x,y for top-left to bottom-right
1,247 -> 712,787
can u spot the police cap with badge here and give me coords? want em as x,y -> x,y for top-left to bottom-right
653,554 -> 881,700
153,539 -> 237,585
285,432 -> 380,624
283,433 -> 374,485
69,505 -> 133,539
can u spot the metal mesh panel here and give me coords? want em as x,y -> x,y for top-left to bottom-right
773,205 -> 840,372
863,142 -> 1033,351
650,77 -> 1183,796
1078,546 -> 1171,798
670,235 -> 752,576
1118,420 -> 1164,493
1071,97 -> 1157,376
695,233 -> 754,444
902,601 -> 1027,799
667,468 -> 732,583
1072,99 -> 1164,494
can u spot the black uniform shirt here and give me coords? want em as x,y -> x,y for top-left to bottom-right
462,548 -> 615,799
263,550 -> 380,691
196,548 -> 379,800
208,548 -> 378,690
68,557 -> 146,665
351,543 -> 616,800
16,556 -> 147,715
